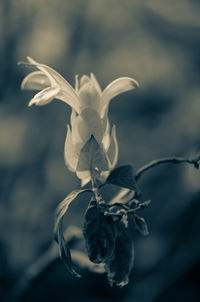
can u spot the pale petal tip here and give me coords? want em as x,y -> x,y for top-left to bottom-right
20,77 -> 30,90
17,61 -> 24,66
18,57 -> 36,68
75,74 -> 79,91
28,99 -> 35,107
26,56 -> 38,66
129,78 -> 139,88
134,79 -> 140,88
27,56 -> 34,62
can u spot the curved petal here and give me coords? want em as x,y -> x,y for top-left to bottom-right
21,71 -> 51,90
64,125 -> 79,172
55,89 -> 82,112
27,57 -> 81,113
100,77 -> 139,117
107,125 -> 118,169
28,87 -> 60,107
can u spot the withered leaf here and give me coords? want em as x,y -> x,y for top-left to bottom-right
105,221 -> 134,287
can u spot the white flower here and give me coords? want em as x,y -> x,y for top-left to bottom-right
21,57 -> 139,186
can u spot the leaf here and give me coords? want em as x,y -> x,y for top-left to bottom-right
109,188 -> 135,205
77,135 -> 109,174
105,221 -> 134,287
54,189 -> 87,241
57,223 -> 81,278
106,165 -> 138,191
54,189 -> 91,277
83,197 -> 116,263
133,214 -> 149,236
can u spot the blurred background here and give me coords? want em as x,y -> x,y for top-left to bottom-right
0,0 -> 200,301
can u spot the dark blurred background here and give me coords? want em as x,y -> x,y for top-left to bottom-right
1,0 -> 200,301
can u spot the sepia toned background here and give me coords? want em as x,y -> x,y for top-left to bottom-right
0,0 -> 200,301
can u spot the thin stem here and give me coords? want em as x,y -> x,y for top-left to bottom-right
90,171 -> 106,205
107,202 -> 129,210
128,200 -> 151,213
135,155 -> 200,181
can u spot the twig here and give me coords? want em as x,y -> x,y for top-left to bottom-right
135,155 -> 200,181
107,202 -> 129,210
128,200 -> 151,213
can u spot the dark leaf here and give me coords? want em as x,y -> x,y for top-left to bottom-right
134,214 -> 149,236
109,188 -> 136,205
83,197 -> 116,263
106,165 -> 138,191
105,221 -> 134,287
54,189 -> 91,277
77,135 -> 109,174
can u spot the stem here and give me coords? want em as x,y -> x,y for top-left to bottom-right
135,155 -> 200,181
107,202 -> 129,210
128,200 -> 151,213
90,171 -> 105,204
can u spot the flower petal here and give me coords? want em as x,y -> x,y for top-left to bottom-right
80,75 -> 90,88
102,119 -> 111,152
70,108 -> 78,124
78,108 -> 104,144
75,75 -> 79,91
70,114 -> 84,145
27,57 -> 81,113
64,125 -> 79,172
28,87 -> 60,107
107,125 -> 118,169
101,107 -> 110,151
76,171 -> 91,187
21,71 -> 51,90
78,82 -> 100,113
100,77 -> 139,117
90,73 -> 102,95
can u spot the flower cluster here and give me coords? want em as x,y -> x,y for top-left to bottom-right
21,57 -> 139,186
